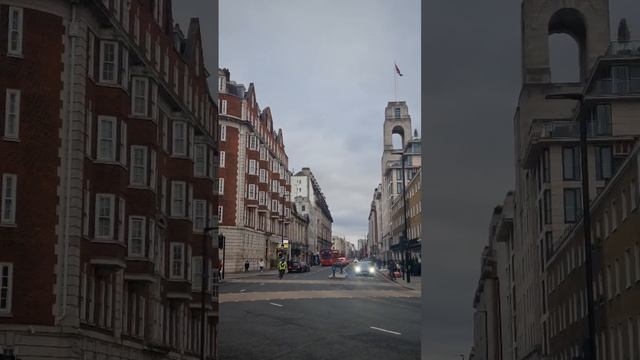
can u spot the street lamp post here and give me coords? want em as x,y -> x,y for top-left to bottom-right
400,150 -> 411,284
201,226 -> 216,360
546,93 -> 596,360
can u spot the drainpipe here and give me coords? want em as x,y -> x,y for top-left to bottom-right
59,2 -> 79,323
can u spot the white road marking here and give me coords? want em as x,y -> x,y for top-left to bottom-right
240,289 -> 247,292
269,302 -> 283,307
370,326 -> 402,335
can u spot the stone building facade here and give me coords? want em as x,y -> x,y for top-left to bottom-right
511,1 -> 613,358
291,167 -> 333,256
377,101 -> 420,262
0,1 -> 219,359
217,68 -> 294,272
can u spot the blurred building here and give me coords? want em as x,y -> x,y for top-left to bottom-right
471,193 -> 515,360
289,205 -> 310,262
377,101 -> 421,263
331,236 -> 346,255
217,68 -> 294,271
0,1 -> 219,358
292,167 -> 333,256
508,1 -> 640,358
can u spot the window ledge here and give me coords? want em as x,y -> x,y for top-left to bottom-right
170,154 -> 191,160
128,184 -> 152,191
0,312 -> 14,318
130,114 -> 153,121
125,256 -> 152,262
7,52 -> 23,59
91,239 -> 126,247
96,81 -> 123,89
0,223 -> 17,228
2,137 -> 20,142
94,159 -> 127,169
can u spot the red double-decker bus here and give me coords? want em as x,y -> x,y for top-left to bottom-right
320,249 -> 339,266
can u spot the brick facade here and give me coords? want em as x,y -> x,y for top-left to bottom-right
0,1 -> 219,359
217,68 -> 296,272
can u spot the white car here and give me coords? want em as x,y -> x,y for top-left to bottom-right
354,261 -> 376,276
353,259 -> 359,263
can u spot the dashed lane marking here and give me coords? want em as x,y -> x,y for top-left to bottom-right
269,302 -> 283,307
370,326 -> 402,336
240,289 -> 247,292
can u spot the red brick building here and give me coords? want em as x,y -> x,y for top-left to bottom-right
217,68 -> 295,271
0,1 -> 219,359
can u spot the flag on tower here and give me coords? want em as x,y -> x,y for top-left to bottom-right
395,63 -> 403,76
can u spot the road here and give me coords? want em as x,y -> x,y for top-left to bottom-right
218,263 -> 421,360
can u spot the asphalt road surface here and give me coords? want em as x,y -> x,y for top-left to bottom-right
219,263 -> 421,360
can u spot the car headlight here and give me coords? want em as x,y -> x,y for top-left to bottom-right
355,266 -> 361,273
369,267 -> 375,273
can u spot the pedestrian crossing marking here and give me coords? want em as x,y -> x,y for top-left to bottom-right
219,289 -> 419,303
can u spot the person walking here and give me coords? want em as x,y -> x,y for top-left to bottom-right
278,258 -> 287,279
331,262 -> 337,278
259,259 -> 265,272
244,259 -> 250,272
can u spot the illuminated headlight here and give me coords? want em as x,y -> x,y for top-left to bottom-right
369,267 -> 375,273
355,266 -> 361,273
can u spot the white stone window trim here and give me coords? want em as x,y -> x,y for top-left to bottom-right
194,144 -> 207,177
171,181 -> 186,217
1,174 -> 17,226
7,7 -> 23,57
192,199 -> 206,232
219,151 -> 226,168
131,77 -> 149,117
129,145 -> 148,186
3,89 -> 20,141
95,193 -> 115,240
97,116 -> 117,161
128,215 -> 146,257
172,121 -> 187,157
99,40 -> 119,84
170,242 -> 185,279
0,263 -> 13,315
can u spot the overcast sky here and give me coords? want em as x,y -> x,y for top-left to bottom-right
219,0 -> 421,246
422,0 -> 640,358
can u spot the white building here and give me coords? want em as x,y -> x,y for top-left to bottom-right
291,167 -> 333,254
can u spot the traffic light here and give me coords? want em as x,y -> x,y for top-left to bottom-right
218,234 -> 225,249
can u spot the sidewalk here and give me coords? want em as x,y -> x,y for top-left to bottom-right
378,269 -> 421,292
222,269 -> 279,281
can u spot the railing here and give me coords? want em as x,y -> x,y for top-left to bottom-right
606,40 -> 640,57
529,119 -> 612,142
592,78 -> 640,95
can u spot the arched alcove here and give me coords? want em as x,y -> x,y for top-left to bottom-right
391,126 -> 405,150
548,8 -> 587,83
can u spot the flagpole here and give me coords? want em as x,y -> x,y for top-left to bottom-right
394,62 -> 397,101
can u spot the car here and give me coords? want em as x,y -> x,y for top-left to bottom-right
353,261 -> 376,277
353,259 -> 359,263
288,260 -> 310,273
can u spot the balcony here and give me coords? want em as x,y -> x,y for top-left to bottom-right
522,117 -> 618,168
522,119 -> 578,168
606,41 -> 640,57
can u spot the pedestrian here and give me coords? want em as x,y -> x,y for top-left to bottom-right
278,258 -> 287,279
244,259 -> 250,272
331,263 -> 337,278
259,259 -> 265,272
